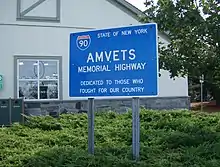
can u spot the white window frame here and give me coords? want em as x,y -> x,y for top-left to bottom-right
16,58 -> 61,101
16,0 -> 61,22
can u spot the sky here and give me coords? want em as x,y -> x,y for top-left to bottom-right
126,0 -> 211,18
126,0 -> 146,11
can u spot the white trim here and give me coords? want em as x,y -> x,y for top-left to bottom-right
39,79 -> 59,81
57,60 -> 60,100
37,60 -> 40,99
16,0 -> 61,22
17,58 -> 60,100
69,23 -> 159,99
18,79 -> 39,81
23,98 -> 60,102
17,59 -> 20,98
18,59 -> 59,62
70,23 -> 157,35
155,23 -> 159,97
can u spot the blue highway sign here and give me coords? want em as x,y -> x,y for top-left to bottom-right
69,23 -> 158,97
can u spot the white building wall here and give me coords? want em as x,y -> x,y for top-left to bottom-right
0,0 -> 188,100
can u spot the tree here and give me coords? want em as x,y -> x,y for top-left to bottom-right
141,0 -> 220,103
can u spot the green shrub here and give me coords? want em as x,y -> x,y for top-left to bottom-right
1,109 -> 220,167
24,115 -> 62,130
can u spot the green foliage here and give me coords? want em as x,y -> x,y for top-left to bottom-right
25,115 -> 63,130
141,0 -> 220,97
1,110 -> 220,166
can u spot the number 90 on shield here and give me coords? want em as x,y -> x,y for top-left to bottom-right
76,35 -> 91,51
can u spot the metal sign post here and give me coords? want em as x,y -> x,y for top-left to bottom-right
132,97 -> 140,160
88,98 -> 95,154
200,75 -> 204,111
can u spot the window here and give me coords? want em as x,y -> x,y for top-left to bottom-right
17,59 -> 60,100
17,0 -> 61,22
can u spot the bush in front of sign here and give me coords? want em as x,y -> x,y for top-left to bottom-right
1,109 -> 220,167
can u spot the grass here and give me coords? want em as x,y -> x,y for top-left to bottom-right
1,109 -> 220,166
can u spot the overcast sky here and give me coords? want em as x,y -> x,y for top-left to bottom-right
126,0 -> 146,11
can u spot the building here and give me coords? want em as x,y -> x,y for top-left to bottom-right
0,0 -> 189,114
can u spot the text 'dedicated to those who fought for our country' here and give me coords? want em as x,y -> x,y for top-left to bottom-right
69,23 -> 158,97
79,79 -> 144,95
